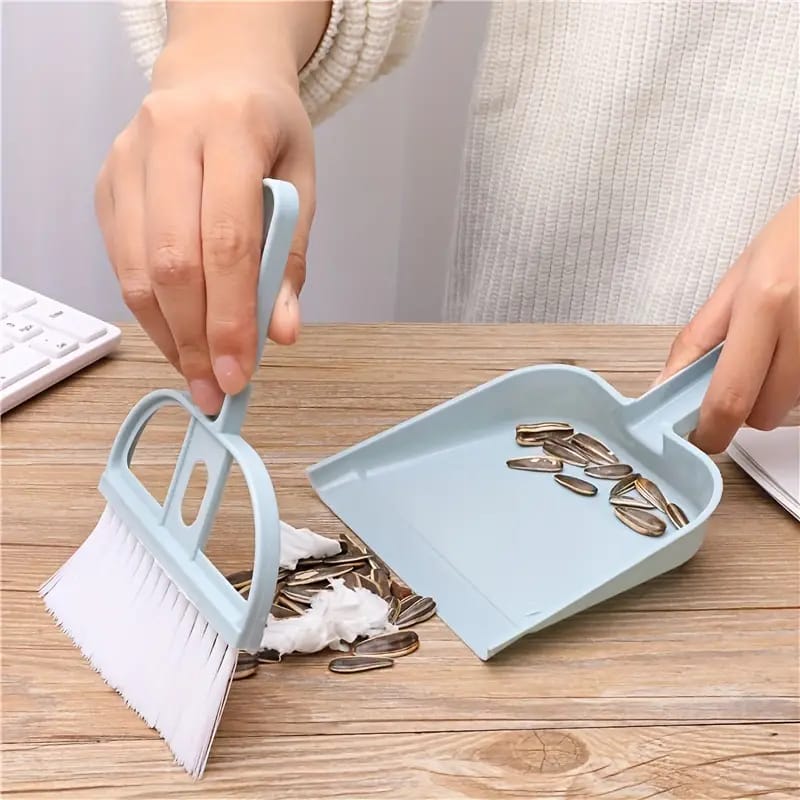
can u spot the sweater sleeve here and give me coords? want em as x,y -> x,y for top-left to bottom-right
120,0 -> 431,124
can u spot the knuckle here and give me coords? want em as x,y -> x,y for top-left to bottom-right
150,244 -> 196,287
709,385 -> 750,425
756,278 -> 795,310
121,282 -> 156,314
202,219 -> 257,269
209,315 -> 255,353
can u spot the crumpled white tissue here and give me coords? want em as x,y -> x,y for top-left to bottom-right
279,520 -> 340,569
261,578 -> 396,655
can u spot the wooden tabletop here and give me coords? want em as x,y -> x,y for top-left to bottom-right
2,325 -> 798,799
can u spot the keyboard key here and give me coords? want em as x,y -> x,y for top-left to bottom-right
29,332 -> 78,358
0,281 -> 36,312
0,335 -> 13,354
0,346 -> 49,388
25,302 -> 106,343
2,315 -> 43,342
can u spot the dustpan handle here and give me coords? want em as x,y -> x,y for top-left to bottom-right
211,178 -> 299,436
621,342 -> 724,451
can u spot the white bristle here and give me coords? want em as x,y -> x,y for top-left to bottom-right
40,505 -> 237,778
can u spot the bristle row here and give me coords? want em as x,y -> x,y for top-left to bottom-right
39,505 -> 236,778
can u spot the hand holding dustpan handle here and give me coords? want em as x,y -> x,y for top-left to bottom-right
211,178 -> 299,436
622,341 -> 724,452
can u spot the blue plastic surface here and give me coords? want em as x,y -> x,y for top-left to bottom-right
99,179 -> 299,653
307,344 -> 724,660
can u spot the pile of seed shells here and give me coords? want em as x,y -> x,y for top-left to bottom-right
227,532 -> 436,680
507,421 -> 689,536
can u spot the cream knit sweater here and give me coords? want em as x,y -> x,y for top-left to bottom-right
123,0 -> 799,325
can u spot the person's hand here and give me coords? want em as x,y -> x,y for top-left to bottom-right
95,10 -> 321,415
656,196 -> 799,453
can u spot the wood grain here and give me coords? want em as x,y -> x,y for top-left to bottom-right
2,325 -> 798,798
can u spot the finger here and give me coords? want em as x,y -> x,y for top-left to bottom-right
691,290 -> 780,453
145,139 -> 223,415
201,135 -> 264,395
270,147 -> 316,345
107,144 -> 181,372
746,309 -> 800,430
654,259 -> 746,386
94,162 -> 116,257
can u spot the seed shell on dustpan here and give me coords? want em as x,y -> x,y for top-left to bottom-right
515,431 -> 548,447
614,507 -> 666,537
516,422 -> 573,436
583,463 -> 633,480
609,494 -> 656,510
666,502 -> 689,528
610,472 -> 641,497
354,631 -> 420,658
507,456 -> 563,473
634,476 -> 669,513
542,439 -> 589,467
569,432 -> 619,464
554,474 -> 597,496
328,656 -> 394,674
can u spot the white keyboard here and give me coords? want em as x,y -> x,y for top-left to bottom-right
0,279 -> 121,414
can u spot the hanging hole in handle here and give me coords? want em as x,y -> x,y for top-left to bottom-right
181,460 -> 209,527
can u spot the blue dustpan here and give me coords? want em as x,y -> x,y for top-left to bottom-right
307,345 -> 724,660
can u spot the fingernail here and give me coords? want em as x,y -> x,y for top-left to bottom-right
213,355 -> 247,395
189,378 -> 224,415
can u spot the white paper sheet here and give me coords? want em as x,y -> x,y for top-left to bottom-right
728,426 -> 800,522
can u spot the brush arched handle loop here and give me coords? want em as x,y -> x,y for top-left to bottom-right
101,387 -> 279,651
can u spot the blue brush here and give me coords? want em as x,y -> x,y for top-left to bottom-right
40,179 -> 298,778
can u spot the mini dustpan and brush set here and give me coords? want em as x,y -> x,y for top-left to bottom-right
41,179 -> 724,777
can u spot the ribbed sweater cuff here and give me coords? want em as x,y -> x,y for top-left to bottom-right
119,0 -> 430,124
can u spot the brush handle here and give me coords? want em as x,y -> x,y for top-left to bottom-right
99,179 -> 300,652
212,179 -> 299,435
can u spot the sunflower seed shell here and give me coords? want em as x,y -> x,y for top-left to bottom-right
354,631 -> 420,658
614,507 -> 667,536
610,472 -> 642,497
516,422 -> 574,436
609,495 -> 656,510
554,474 -> 598,496
507,456 -> 563,472
583,463 -> 633,479
395,596 -> 437,628
328,656 -> 394,674
666,502 -> 689,528
569,432 -> 619,464
634,476 -> 669,513
543,439 -> 590,467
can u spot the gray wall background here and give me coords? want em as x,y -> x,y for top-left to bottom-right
2,1 -> 489,323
